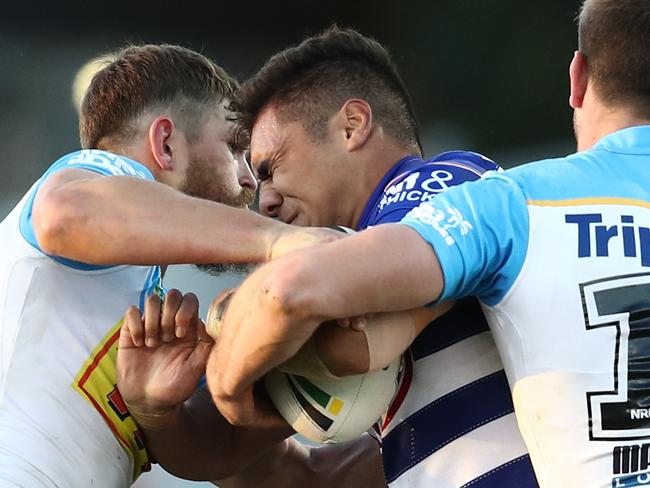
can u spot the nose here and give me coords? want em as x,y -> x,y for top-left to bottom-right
259,185 -> 283,218
237,156 -> 258,192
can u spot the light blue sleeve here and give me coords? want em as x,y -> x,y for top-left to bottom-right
20,150 -> 154,270
400,172 -> 530,306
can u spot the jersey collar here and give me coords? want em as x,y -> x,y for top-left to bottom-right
356,155 -> 423,230
593,125 -> 650,155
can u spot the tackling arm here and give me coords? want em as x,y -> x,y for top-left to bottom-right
215,433 -> 385,488
284,305 -> 451,377
212,224 -> 443,424
138,388 -> 292,481
116,292 -> 293,480
31,168 -> 300,266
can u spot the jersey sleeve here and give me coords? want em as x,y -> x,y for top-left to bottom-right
400,172 -> 530,306
19,150 -> 155,270
41,150 -> 155,179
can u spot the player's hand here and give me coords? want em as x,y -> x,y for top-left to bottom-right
206,262 -> 316,429
206,349 -> 289,430
116,290 -> 213,424
269,226 -> 345,260
269,227 -> 363,331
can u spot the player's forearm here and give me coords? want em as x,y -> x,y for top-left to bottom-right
216,434 -> 385,488
33,175 -> 286,265
310,306 -> 446,377
308,434 -> 386,488
271,223 -> 444,319
137,389 -> 290,480
213,225 -> 441,399
213,310 -> 322,401
211,263 -> 324,401
136,392 -> 239,481
214,439 -> 310,488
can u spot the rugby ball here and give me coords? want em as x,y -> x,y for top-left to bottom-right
264,224 -> 401,443
265,356 -> 402,444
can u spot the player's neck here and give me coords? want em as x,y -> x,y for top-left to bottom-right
577,103 -> 650,152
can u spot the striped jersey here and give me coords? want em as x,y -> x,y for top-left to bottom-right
0,150 -> 161,487
357,152 -> 538,487
401,126 -> 650,488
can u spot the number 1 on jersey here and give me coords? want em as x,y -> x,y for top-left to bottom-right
583,273 -> 650,441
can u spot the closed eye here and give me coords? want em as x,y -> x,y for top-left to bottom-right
255,159 -> 272,182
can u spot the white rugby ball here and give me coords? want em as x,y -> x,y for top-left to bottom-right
265,356 -> 403,444
266,224 -> 401,444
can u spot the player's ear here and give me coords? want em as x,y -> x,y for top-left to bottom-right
339,99 -> 373,151
148,116 -> 175,171
569,51 -> 588,109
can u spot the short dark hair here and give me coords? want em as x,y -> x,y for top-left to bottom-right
578,0 -> 650,116
236,26 -> 422,154
80,44 -> 239,149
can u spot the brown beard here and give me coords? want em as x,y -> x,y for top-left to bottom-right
181,156 -> 257,275
180,156 -> 256,208
194,262 -> 255,276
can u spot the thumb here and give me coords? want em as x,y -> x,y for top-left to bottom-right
190,319 -> 214,374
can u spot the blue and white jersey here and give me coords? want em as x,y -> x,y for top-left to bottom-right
0,150 -> 160,487
358,152 -> 538,488
401,126 -> 650,488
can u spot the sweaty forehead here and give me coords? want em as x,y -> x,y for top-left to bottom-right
249,106 -> 289,169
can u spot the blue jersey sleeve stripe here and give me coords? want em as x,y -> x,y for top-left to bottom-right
460,455 -> 539,488
410,298 -> 488,360
382,370 -> 514,483
18,150 -> 154,271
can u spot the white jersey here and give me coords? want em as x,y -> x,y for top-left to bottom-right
401,126 -> 650,488
0,150 -> 161,487
359,153 -> 537,487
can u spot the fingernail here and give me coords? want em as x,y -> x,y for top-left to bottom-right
176,327 -> 185,338
146,337 -> 157,348
161,333 -> 173,343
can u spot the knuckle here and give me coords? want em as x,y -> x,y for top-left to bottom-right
176,310 -> 193,327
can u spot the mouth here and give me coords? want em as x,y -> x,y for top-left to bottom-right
283,214 -> 299,225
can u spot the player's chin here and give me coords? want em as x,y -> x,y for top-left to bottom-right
218,187 -> 256,210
